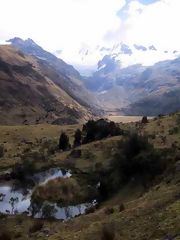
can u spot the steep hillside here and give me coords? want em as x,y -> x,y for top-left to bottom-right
8,38 -> 100,110
0,45 -> 94,125
123,89 -> 180,116
84,56 -> 180,115
122,59 -> 180,115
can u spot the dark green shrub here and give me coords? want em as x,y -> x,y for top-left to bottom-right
0,145 -> 4,158
59,132 -> 69,151
98,174 -> 110,200
100,134 -> 166,196
111,134 -> 164,182
12,161 -> 37,180
23,159 -> 36,173
41,203 -> 57,219
30,196 -> 43,217
82,120 -> 97,143
73,129 -> 82,147
115,134 -> 150,162
141,116 -> 148,124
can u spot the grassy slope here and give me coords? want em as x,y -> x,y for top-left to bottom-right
0,113 -> 179,239
0,124 -> 79,170
0,122 -> 122,172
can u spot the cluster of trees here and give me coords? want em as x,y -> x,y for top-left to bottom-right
97,133 -> 166,200
59,119 -> 123,151
111,134 -> 165,182
82,119 -> 123,143
58,116 -> 152,151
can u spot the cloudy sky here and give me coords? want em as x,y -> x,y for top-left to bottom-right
0,0 -> 180,68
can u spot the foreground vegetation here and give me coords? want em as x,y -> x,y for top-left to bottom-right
0,112 -> 179,239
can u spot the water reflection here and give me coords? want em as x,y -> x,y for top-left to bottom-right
0,168 -> 92,220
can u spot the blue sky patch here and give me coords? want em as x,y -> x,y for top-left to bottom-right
138,0 -> 160,5
117,0 -> 160,19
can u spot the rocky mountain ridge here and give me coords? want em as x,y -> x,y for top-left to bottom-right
0,44 -> 98,125
84,57 -> 180,115
8,37 -> 101,111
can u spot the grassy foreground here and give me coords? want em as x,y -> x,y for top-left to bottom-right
0,113 -> 179,239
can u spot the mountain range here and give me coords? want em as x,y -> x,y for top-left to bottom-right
0,37 -> 179,123
54,42 -> 180,76
8,38 -> 100,110
0,39 -> 101,125
84,55 -> 180,115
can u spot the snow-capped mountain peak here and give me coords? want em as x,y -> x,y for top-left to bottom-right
54,42 -> 180,76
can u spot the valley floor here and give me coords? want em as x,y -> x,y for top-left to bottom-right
107,115 -> 154,123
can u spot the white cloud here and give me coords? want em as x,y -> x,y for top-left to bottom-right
72,0 -> 180,73
124,0 -> 180,51
0,0 -> 125,51
0,0 -> 179,72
